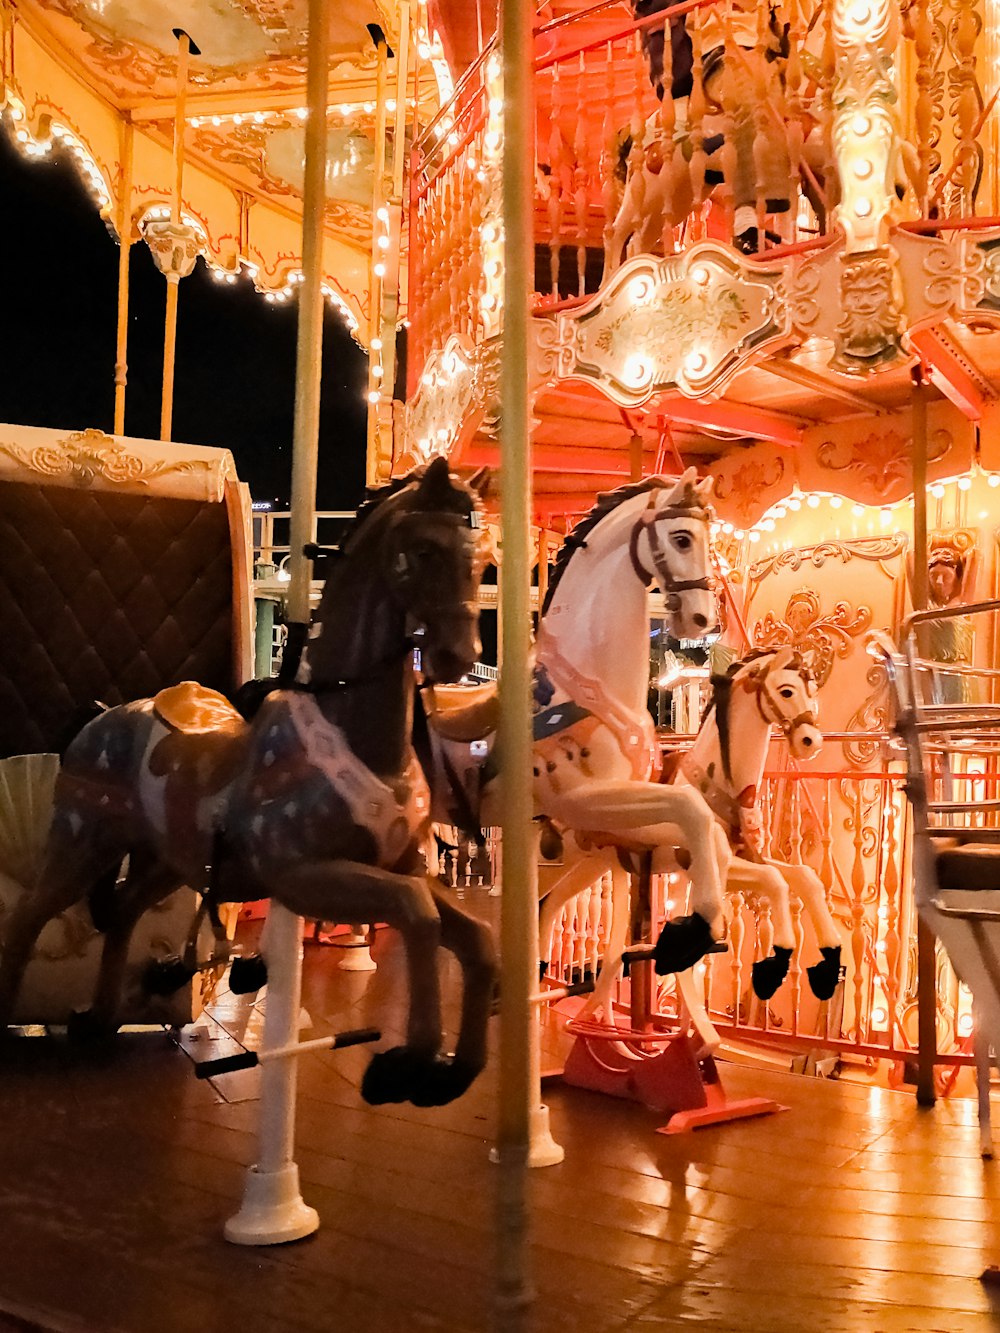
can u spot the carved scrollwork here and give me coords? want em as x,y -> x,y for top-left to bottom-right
0,428 -> 205,489
843,659 -> 892,768
749,534 -> 908,584
753,588 -> 873,688
712,457 -> 786,522
816,426 -> 949,492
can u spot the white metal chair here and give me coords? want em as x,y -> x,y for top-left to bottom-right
881,600 -> 1000,1156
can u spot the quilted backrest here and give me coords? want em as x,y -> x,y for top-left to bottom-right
0,480 -> 235,758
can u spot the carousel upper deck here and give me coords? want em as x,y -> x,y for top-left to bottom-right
401,0 -> 1000,526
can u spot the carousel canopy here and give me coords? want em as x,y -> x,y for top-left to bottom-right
1,0 -> 448,337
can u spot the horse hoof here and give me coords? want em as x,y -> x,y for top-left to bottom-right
66,1009 -> 118,1042
751,946 -> 792,1001
653,913 -> 724,974
142,956 -> 196,996
361,1047 -> 426,1105
408,1055 -> 479,1108
229,955 -> 268,995
807,946 -> 845,1002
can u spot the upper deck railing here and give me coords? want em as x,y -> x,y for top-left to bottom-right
406,0 -> 999,395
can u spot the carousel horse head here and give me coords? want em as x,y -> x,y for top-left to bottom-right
735,645 -> 822,761
307,456 -> 487,688
628,468 -> 717,640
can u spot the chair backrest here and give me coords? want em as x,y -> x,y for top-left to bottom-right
0,424 -> 253,758
878,601 -> 1000,902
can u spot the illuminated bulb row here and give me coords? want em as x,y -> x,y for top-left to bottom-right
188,99 -> 414,129
367,204 -> 393,405
261,271 -> 359,332
719,471 -> 1000,551
3,99 -> 111,210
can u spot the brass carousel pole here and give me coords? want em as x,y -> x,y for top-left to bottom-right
495,0 -> 541,1317
224,0 -> 329,1246
112,118 -> 133,436
365,33 -> 390,485
160,30 -> 190,443
911,365 -> 938,1107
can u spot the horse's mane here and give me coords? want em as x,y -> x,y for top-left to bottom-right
541,476 -> 674,616
347,474 -> 414,542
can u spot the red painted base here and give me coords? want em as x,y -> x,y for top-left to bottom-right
562,1030 -> 786,1134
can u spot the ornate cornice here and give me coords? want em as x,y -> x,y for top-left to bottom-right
531,244 -> 790,404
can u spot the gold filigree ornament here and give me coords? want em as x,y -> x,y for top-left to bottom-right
712,456 -> 786,523
0,429 -> 203,489
754,588 -> 873,688
817,426 -> 949,495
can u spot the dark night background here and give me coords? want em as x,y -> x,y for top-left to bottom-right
0,129 -> 370,511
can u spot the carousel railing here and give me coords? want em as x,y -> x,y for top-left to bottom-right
407,0 -> 999,392
539,729 -> 997,1074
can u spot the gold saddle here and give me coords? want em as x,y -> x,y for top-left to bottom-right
425,682 -> 499,743
152,681 -> 246,737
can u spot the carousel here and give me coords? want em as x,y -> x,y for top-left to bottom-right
3,0 -> 1000,1328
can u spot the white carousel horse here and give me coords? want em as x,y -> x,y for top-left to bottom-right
426,469 -> 729,972
569,645 -> 844,1022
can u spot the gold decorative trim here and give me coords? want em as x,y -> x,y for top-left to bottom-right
0,428 -> 209,489
816,426 -> 950,491
753,588 -> 874,688
748,534 -> 908,584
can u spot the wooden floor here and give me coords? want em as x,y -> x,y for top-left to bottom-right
2,895 -> 1000,1333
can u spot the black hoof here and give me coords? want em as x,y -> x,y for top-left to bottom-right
142,956 -> 196,997
409,1054 -> 479,1107
807,946 -> 844,1001
361,1047 -> 428,1105
229,954 -> 268,995
653,913 -> 725,975
66,1009 -> 118,1042
751,946 -> 792,1001
360,1048 -> 480,1107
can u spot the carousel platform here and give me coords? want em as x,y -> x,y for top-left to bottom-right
0,895 -> 999,1333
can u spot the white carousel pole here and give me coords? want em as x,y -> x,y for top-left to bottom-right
494,0 -> 556,1318
224,0 -> 330,1247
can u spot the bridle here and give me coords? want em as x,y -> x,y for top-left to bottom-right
628,490 -> 713,614
747,654 -> 818,746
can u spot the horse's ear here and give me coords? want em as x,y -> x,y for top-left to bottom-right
417,454 -> 454,500
769,645 -> 796,672
694,475 -> 714,502
467,466 -> 492,499
677,465 -> 697,487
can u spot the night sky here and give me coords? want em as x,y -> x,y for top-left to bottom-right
0,129 -> 370,511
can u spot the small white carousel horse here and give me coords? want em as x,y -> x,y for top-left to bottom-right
573,645 -> 844,1021
0,459 -> 497,1109
426,470 -> 728,971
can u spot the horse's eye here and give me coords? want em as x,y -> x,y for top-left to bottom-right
779,687 -> 794,699
671,531 -> 692,551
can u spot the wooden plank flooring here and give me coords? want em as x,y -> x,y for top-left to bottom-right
0,896 -> 999,1332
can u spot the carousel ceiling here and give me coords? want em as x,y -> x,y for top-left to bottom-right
22,0 -> 391,103
4,0 -> 440,333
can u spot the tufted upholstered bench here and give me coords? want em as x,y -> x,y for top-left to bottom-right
0,423 -> 253,1026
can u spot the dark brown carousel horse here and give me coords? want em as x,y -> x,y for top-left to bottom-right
0,458 -> 498,1108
